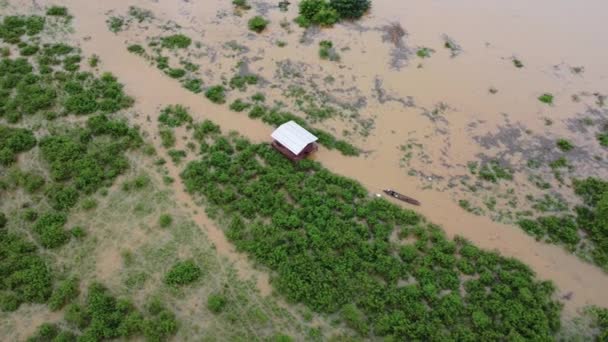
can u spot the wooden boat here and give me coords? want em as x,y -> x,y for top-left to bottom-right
383,189 -> 421,206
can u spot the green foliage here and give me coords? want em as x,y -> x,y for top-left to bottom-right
0,125 -> 36,166
31,211 -> 70,248
0,15 -> 45,44
598,130 -> 608,147
0,230 -> 52,311
158,105 -> 192,127
159,128 -> 176,148
0,212 -> 6,228
538,93 -> 554,105
229,74 -> 258,91
141,299 -> 178,342
46,6 -> 69,17
107,16 -> 124,33
586,306 -> 608,341
161,34 -> 192,49
229,99 -> 251,112
477,160 -> 513,183
319,40 -> 340,61
205,85 -> 226,104
233,0 -> 252,9
297,0 -> 340,27
159,214 -> 173,228
207,293 -> 227,313
40,115 -> 141,195
128,6 -> 154,22
181,78 -> 203,93
27,323 -> 62,342
416,47 -> 433,58
556,139 -> 574,152
193,120 -> 221,141
248,16 -> 269,33
329,0 -> 371,19
127,44 -> 146,55
164,260 -> 202,286
48,277 -> 79,311
165,68 -> 186,79
181,131 -> 562,340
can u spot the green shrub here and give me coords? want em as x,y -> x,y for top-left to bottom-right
159,129 -> 176,148
164,260 -> 202,285
158,105 -> 192,127
127,44 -> 145,55
416,47 -> 433,58
248,104 -> 267,119
205,85 -> 226,104
319,40 -> 339,61
107,17 -> 124,33
142,299 -> 178,341
28,323 -> 60,341
229,74 -> 258,91
297,0 -> 339,27
161,34 -> 191,49
193,120 -> 221,141
165,68 -> 186,79
0,212 -> 6,228
229,99 -> 251,112
159,214 -> 173,228
0,125 -> 36,165
598,131 -> 608,147
556,139 -> 574,152
538,93 -> 554,104
251,92 -> 265,102
46,184 -> 79,210
46,6 -> 69,16
48,278 -> 79,311
0,231 -> 52,310
248,16 -> 269,33
329,0 -> 371,19
181,78 -> 203,93
233,0 -> 251,9
32,211 -> 69,248
207,293 -> 227,313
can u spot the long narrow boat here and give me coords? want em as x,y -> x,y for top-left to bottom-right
383,189 -> 421,206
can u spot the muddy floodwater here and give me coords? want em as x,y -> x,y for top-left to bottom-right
8,0 -> 608,316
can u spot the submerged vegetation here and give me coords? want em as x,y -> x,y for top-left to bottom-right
296,0 -> 370,27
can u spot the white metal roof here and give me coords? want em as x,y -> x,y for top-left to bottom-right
271,121 -> 318,155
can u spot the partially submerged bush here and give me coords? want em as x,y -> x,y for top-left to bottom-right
46,6 -> 69,17
127,44 -> 145,55
161,34 -> 192,49
205,85 -> 226,104
248,16 -> 269,33
538,93 -> 554,105
158,104 -> 192,127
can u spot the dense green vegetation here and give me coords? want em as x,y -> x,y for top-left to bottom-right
0,229 -> 53,311
0,125 -> 36,165
556,139 -> 574,152
297,0 -> 370,27
205,85 -> 227,104
518,177 -> 608,270
46,6 -> 69,17
158,104 -> 192,127
248,16 -> 269,33
29,283 -> 177,341
164,260 -> 202,286
229,74 -> 258,91
161,34 -> 191,49
181,129 -> 562,340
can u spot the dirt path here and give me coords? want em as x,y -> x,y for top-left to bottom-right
58,0 -> 608,315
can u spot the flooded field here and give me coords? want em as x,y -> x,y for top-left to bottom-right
1,0 -> 608,339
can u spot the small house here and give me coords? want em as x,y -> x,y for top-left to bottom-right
271,121 -> 318,161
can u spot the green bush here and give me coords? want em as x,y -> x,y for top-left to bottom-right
248,16 -> 269,33
229,99 -> 251,112
158,105 -> 192,127
0,230 -> 53,310
127,44 -> 145,55
181,78 -> 203,93
164,260 -> 202,285
297,0 -> 339,27
556,139 -> 574,152
233,0 -> 251,9
161,34 -> 192,49
46,6 -> 69,16
205,85 -> 226,104
193,120 -> 221,141
229,74 -> 258,91
159,214 -> 173,228
0,212 -> 6,228
538,93 -> 554,104
207,293 -> 227,313
159,129 -> 176,148
48,278 -> 79,311
165,68 -> 186,79
0,125 -> 36,165
31,211 -> 69,248
329,0 -> 371,19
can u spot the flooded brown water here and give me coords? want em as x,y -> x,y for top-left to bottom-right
11,0 -> 608,315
